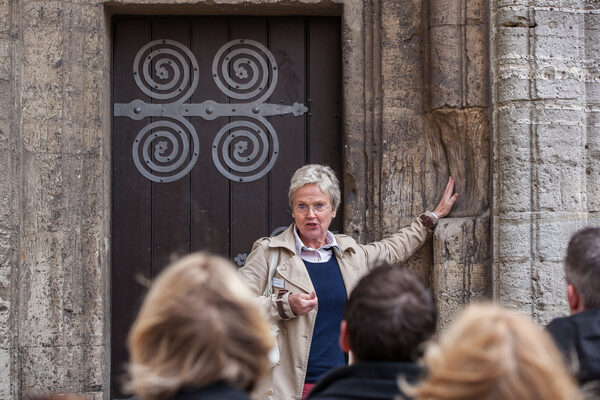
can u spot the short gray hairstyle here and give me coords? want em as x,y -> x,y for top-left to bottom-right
288,164 -> 341,210
565,227 -> 600,308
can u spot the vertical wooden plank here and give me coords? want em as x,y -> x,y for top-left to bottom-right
150,18 -> 192,276
229,17 -> 270,260
268,17 -> 306,233
308,17 -> 343,233
111,16 -> 152,399
190,17 -> 231,257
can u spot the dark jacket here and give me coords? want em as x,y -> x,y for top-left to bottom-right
174,381 -> 250,400
546,308 -> 600,390
306,361 -> 423,400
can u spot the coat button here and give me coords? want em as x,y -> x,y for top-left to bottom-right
281,328 -> 288,335
267,389 -> 274,395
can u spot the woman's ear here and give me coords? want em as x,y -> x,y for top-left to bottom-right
339,320 -> 351,353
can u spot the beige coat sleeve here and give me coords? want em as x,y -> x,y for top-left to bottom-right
238,239 -> 295,322
358,211 -> 437,269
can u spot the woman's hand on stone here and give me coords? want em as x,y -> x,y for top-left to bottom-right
433,176 -> 459,219
289,291 -> 318,315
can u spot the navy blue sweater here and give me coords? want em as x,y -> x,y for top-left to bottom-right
304,257 -> 347,383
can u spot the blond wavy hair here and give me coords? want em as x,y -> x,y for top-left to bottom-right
410,303 -> 582,400
125,253 -> 273,400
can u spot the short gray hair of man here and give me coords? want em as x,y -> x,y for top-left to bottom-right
564,227 -> 600,309
288,164 -> 341,210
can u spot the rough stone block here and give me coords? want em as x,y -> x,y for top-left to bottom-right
534,9 -> 584,37
496,106 -> 532,160
20,344 -> 103,395
381,0 -> 421,42
496,75 -> 532,102
537,162 -> 585,211
23,26 -> 63,84
22,120 -> 63,155
0,347 -> 10,400
434,216 -> 489,264
532,260 -> 569,323
425,108 -> 489,216
536,213 -> 587,261
494,214 -> 532,261
534,34 -> 584,59
495,6 -> 532,29
466,25 -> 489,107
495,28 -> 529,59
466,0 -> 486,25
432,260 -> 467,328
21,153 -> 66,233
18,232 -> 69,347
586,81 -> 600,102
586,140 -> 600,211
495,158 -> 531,213
429,0 -> 462,26
0,2 -> 8,33
429,25 -> 462,108
23,1 -> 63,27
534,76 -> 586,100
469,263 -> 492,301
495,260 -> 533,309
0,297 -> 9,349
0,38 -> 9,81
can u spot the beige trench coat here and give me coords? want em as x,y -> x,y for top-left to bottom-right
239,212 -> 436,400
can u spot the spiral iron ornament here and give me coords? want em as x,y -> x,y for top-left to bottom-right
212,39 -> 278,103
133,39 -> 199,102
114,38 -> 308,183
132,118 -> 199,183
212,120 -> 279,182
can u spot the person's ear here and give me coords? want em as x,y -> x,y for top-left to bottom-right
331,207 -> 337,219
567,284 -> 583,314
339,320 -> 351,353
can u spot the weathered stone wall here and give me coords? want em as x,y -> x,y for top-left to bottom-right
15,0 -> 600,397
1,1 -> 19,398
3,1 -> 110,398
492,0 -> 598,322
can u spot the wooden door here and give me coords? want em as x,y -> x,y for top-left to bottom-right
111,15 -> 342,398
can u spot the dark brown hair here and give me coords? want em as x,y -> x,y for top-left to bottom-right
565,227 -> 600,309
344,265 -> 437,362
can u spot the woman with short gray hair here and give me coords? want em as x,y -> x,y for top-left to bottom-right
240,164 -> 458,400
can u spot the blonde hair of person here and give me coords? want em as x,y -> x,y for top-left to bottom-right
410,303 -> 582,400
125,252 -> 273,400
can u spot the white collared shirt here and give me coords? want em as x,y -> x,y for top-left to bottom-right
293,225 -> 340,263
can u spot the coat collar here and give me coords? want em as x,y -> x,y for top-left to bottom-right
268,224 -> 357,256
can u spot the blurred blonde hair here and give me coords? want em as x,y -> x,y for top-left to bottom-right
410,303 -> 582,400
125,252 -> 272,400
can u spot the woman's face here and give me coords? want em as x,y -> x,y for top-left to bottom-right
291,183 -> 337,248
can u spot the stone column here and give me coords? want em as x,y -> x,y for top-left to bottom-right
7,1 -> 109,398
492,0 -> 589,322
426,0 -> 492,327
0,0 -> 20,397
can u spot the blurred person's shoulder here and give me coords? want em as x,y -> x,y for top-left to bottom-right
175,381 -> 250,400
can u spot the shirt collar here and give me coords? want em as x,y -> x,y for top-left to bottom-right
293,224 -> 339,254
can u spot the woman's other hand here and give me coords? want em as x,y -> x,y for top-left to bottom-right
433,176 -> 459,219
289,292 -> 318,315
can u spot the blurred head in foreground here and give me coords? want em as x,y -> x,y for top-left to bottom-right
126,252 -> 272,400
341,265 -> 437,362
411,303 -> 582,400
